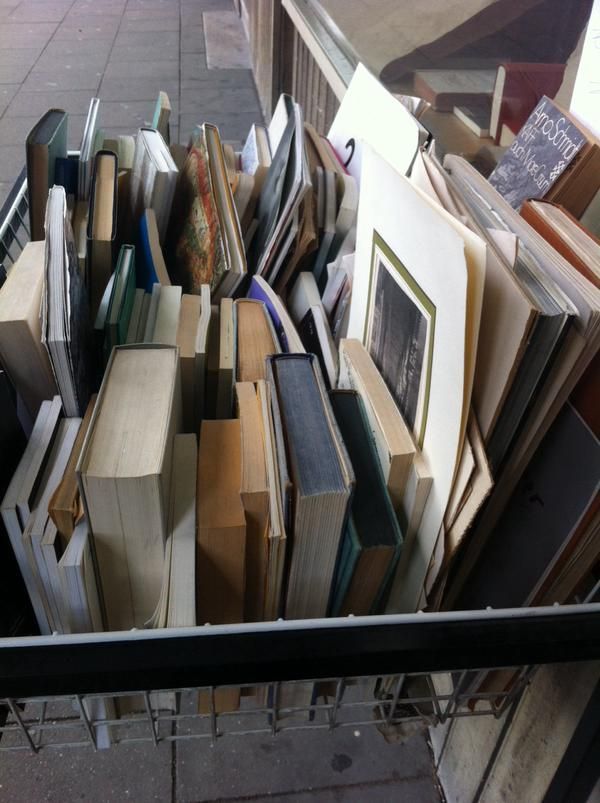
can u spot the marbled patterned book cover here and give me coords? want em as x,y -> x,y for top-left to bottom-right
173,130 -> 227,294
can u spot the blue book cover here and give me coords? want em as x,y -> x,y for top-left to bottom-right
137,211 -> 159,292
247,276 -> 290,351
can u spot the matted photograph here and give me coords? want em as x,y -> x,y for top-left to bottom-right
365,231 -> 436,448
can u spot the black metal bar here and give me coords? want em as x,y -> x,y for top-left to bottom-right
0,606 -> 599,699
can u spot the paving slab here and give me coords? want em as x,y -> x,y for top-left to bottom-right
99,77 -> 179,102
103,59 -> 179,80
109,43 -> 180,62
118,15 -> 180,32
21,67 -> 103,93
8,3 -> 73,23
181,85 -> 261,116
247,779 -> 441,803
0,181 -> 11,209
93,99 -> 167,129
0,22 -> 59,49
0,85 -> 20,117
113,29 -> 179,48
32,51 -> 109,73
4,88 -> 98,116
42,38 -> 114,57
181,68 -> 257,89
181,24 -> 208,53
0,739 -> 174,803
52,20 -> 121,40
175,718 -> 438,803
0,144 -> 27,182
180,110 -> 259,143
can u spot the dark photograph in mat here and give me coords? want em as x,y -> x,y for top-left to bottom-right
365,231 -> 435,448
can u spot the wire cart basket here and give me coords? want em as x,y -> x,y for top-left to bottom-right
0,167 -> 599,756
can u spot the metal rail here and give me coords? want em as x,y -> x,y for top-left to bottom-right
1,605 -> 599,698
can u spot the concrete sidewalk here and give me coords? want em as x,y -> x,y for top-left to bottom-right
0,0 -> 262,208
0,0 -> 441,799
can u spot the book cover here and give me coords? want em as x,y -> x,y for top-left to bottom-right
488,96 -> 587,210
490,62 -> 565,144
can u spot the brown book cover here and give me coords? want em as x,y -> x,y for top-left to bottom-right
197,418 -> 246,712
235,299 -> 279,383
49,394 -> 97,544
521,199 -> 600,290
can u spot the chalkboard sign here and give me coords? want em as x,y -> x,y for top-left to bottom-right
489,96 -> 587,210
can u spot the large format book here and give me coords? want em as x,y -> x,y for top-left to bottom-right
130,127 -> 178,243
87,150 -> 117,318
26,109 -> 68,241
77,345 -> 182,630
169,124 -> 246,298
48,394 -> 96,542
413,69 -> 495,112
348,145 -> 484,612
488,96 -> 600,216
444,156 -> 578,469
236,382 -> 270,622
234,299 -> 280,383
78,97 -> 100,202
329,390 -> 402,616
441,156 -> 600,609
137,209 -> 171,291
42,185 -> 92,418
1,396 -> 62,633
453,402 -> 600,611
489,62 -> 565,145
196,419 -> 246,712
268,354 -> 354,619
0,241 -> 57,420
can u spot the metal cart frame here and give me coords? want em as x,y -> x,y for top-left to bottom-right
0,168 -> 599,754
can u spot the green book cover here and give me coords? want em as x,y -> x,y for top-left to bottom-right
329,389 -> 403,616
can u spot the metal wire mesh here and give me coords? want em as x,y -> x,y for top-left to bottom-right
0,168 -> 29,281
0,667 -> 532,753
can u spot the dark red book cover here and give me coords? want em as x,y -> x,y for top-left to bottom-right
491,62 -> 566,143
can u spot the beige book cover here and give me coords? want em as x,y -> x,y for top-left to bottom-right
0,241 -> 58,419
77,345 -> 182,631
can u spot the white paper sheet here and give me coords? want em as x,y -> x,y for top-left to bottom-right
327,63 -> 423,185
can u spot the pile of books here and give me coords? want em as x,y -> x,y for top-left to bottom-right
0,64 -> 598,688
